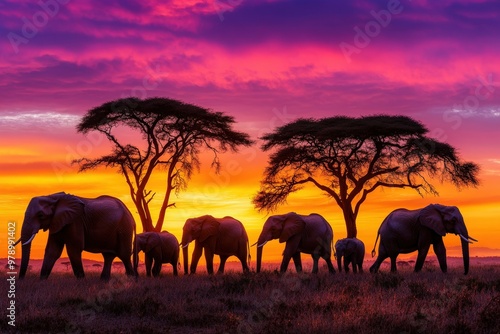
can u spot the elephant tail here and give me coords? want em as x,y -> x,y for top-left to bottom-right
371,231 -> 380,258
132,224 -> 138,276
332,238 -> 336,259
247,239 -> 251,267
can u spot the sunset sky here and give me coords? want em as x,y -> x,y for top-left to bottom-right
1,0 -> 500,265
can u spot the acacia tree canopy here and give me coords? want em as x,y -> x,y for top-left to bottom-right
74,97 -> 253,232
253,115 -> 479,238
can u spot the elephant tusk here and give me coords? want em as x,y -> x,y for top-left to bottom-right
181,243 -> 190,249
459,234 -> 473,244
250,241 -> 258,247
22,233 -> 36,246
257,241 -> 268,248
13,237 -> 22,246
468,236 -> 478,242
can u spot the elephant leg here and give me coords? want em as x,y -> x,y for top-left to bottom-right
280,249 -> 295,273
281,236 -> 301,273
433,239 -> 448,273
237,251 -> 249,273
172,261 -> 178,276
204,248 -> 214,275
390,256 -> 398,272
152,260 -> 162,277
352,255 -> 358,273
190,243 -> 203,274
311,253 -> 320,274
101,253 -> 115,280
145,254 -> 153,277
321,253 -> 336,274
344,257 -> 350,273
218,255 -> 229,274
40,235 -> 65,279
239,256 -> 249,273
118,253 -> 134,276
280,256 -> 291,273
292,252 -> 302,273
66,240 -> 85,279
414,243 -> 431,272
369,245 -> 389,273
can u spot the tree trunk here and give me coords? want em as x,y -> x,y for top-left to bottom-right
135,195 -> 154,232
342,206 -> 357,238
155,167 -> 176,232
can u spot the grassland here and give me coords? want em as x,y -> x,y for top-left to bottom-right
3,261 -> 500,334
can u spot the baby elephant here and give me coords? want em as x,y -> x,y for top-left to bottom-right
335,238 -> 365,273
133,231 -> 179,277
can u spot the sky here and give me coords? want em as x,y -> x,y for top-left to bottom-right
1,0 -> 500,265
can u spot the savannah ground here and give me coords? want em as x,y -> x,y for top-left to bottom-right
2,258 -> 500,334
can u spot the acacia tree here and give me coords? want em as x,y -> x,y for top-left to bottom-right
75,97 -> 252,232
253,115 -> 479,238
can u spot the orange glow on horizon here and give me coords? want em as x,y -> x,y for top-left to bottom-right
2,145 -> 499,268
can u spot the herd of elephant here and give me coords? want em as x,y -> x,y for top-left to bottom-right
15,192 -> 476,280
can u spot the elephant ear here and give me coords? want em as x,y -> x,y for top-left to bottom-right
434,204 -> 459,222
279,213 -> 305,243
145,233 -> 161,253
199,216 -> 220,243
35,196 -> 58,217
50,195 -> 84,234
419,204 -> 446,236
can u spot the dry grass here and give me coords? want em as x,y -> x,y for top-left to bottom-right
3,263 -> 500,334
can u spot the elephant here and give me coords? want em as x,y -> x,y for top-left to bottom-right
180,215 -> 250,274
369,204 -> 477,275
335,238 -> 365,273
133,231 -> 179,277
256,212 -> 336,274
15,192 -> 136,280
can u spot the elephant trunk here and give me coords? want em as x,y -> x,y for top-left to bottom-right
19,243 -> 32,279
256,245 -> 263,273
183,245 -> 189,275
461,237 -> 470,275
256,233 -> 270,273
456,224 -> 470,275
19,218 -> 39,279
337,254 -> 342,272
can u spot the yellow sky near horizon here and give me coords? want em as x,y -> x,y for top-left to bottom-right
2,144 -> 500,268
